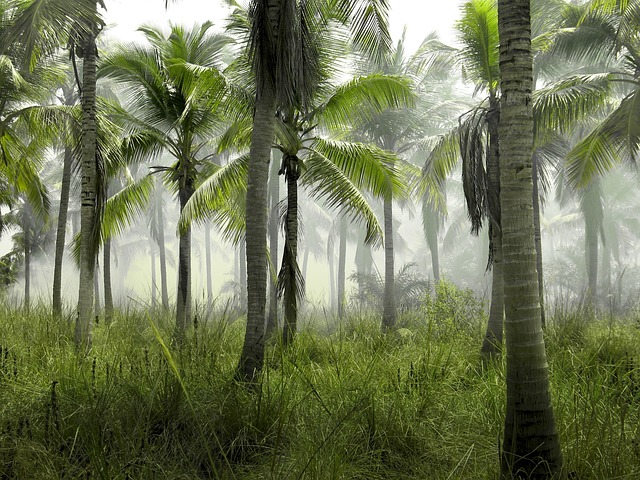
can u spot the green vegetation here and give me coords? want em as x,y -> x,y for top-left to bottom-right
0,287 -> 638,479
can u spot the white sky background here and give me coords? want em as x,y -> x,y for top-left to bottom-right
102,0 -> 464,51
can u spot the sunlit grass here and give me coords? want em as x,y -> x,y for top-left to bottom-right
0,296 -> 638,479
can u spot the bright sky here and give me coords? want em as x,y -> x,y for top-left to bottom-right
102,0 -> 464,51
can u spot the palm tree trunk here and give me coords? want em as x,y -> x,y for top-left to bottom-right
204,223 -> 213,306
281,156 -> 299,346
23,214 -> 30,313
93,258 -> 101,317
481,92 -> 503,359
328,236 -> 336,311
75,26 -> 99,352
497,0 -> 563,476
583,181 -> 601,309
238,82 -> 276,381
157,192 -> 169,310
382,195 -> 396,330
337,216 -> 347,320
53,145 -> 72,316
151,246 -> 157,307
175,172 -> 194,341
532,152 -> 546,328
104,238 -> 113,323
422,198 -> 440,283
267,151 -> 280,337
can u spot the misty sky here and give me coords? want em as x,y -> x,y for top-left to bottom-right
102,0 -> 464,52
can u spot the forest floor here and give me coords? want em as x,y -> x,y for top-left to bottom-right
0,287 -> 639,479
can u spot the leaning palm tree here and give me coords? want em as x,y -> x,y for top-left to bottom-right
497,0 -> 563,476
99,22 -> 231,339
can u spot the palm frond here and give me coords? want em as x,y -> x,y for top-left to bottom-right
102,174 -> 154,241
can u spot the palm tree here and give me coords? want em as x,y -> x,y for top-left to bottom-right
237,0 -> 395,380
497,0 -> 563,476
100,22 -> 231,339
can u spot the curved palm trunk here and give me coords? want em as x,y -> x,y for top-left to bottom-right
280,155 -> 300,346
382,195 -> 396,330
337,216 -> 347,320
53,145 -> 73,315
75,28 -> 99,352
104,238 -> 113,323
481,93 -> 503,359
238,84 -> 277,381
532,153 -> 545,327
497,0 -> 563,476
267,152 -> 280,337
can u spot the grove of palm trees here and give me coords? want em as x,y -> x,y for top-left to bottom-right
0,0 -> 639,478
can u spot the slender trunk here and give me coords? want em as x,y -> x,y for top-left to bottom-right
481,92 -> 503,359
267,151 -> 280,336
498,0 -> 563,476
53,146 -> 73,315
302,247 -> 309,280
93,258 -> 101,317
281,155 -> 300,346
337,216 -> 347,320
422,198 -> 440,283
382,195 -> 396,330
583,181 -> 601,309
328,236 -> 336,311
239,240 -> 247,310
204,223 -> 213,306
157,192 -> 169,310
151,247 -> 157,307
175,169 -> 194,341
23,215 -> 30,313
532,152 -> 546,328
75,26 -> 99,352
104,238 -> 113,323
238,83 -> 276,381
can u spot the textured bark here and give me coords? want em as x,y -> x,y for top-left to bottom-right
75,26 -> 98,352
104,238 -> 113,324
53,145 -> 73,316
266,153 -> 280,336
532,153 -> 546,327
382,195 -> 396,330
175,171 -> 194,341
337,216 -> 347,320
238,84 -> 276,381
281,155 -> 299,346
481,92 -> 503,359
498,0 -> 563,476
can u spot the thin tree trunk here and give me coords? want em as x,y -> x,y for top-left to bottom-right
497,0 -> 563,476
104,238 -> 113,323
328,236 -> 336,312
23,213 -> 30,313
238,82 -> 276,381
175,171 -> 194,341
382,195 -> 396,330
204,223 -> 213,306
422,198 -> 440,283
151,246 -> 157,307
583,181 -> 601,309
157,191 -> 169,310
239,240 -> 247,310
94,258 -> 101,318
281,155 -> 299,346
75,25 -> 99,352
267,151 -> 280,336
532,152 -> 546,328
53,145 -> 73,316
337,216 -> 347,320
481,92 -> 503,359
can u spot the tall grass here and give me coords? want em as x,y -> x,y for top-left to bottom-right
0,292 -> 638,479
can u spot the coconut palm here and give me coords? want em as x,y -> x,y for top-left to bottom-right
234,0 -> 396,380
99,22 -> 231,339
497,0 -> 563,476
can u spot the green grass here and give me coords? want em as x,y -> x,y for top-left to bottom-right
0,298 -> 638,479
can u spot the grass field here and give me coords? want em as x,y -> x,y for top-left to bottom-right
0,287 -> 638,479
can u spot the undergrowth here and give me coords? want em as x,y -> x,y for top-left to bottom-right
0,292 -> 638,479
